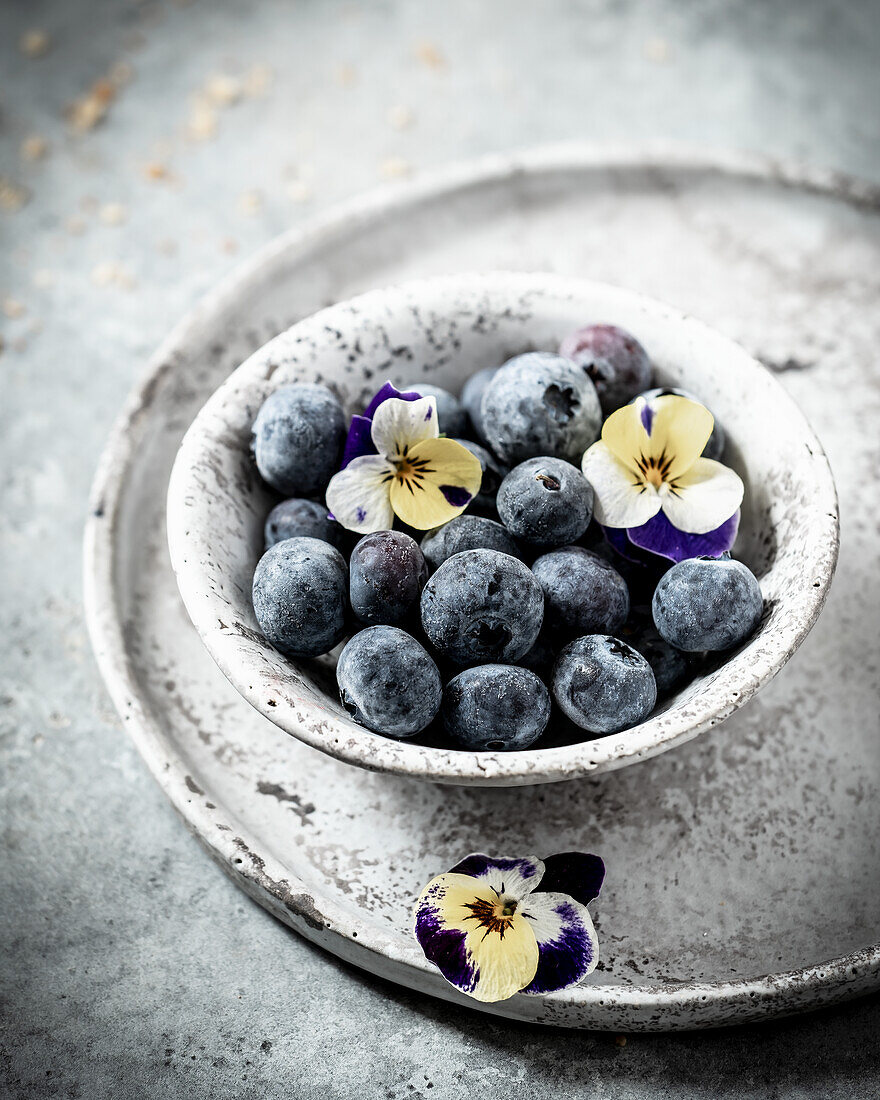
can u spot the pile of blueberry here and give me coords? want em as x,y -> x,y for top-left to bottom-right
249,324 -> 763,751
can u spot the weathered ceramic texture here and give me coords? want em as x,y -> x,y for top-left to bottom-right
167,273 -> 838,787
84,149 -> 880,1029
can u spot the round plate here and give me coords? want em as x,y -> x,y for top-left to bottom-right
84,147 -> 880,1030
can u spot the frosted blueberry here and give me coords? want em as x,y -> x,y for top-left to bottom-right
349,530 -> 428,626
264,498 -> 347,552
532,546 -> 630,638
552,634 -> 657,734
460,366 -> 498,442
252,537 -> 348,658
496,457 -> 593,548
251,384 -> 345,496
652,556 -> 762,652
420,549 -> 543,666
480,353 -> 601,466
442,665 -> 551,750
560,323 -> 653,414
336,625 -> 442,737
420,515 -> 522,571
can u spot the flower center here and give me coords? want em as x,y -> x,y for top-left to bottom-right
461,894 -> 518,938
635,450 -> 678,494
389,446 -> 435,490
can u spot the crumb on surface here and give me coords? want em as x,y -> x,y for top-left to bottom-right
91,261 -> 135,289
204,73 -> 243,106
334,63 -> 357,87
19,29 -> 51,58
21,136 -> 49,162
643,36 -> 672,63
380,157 -> 412,180
67,79 -> 116,132
414,40 -> 446,70
388,105 -> 414,131
614,1035 -> 627,1048
0,178 -> 30,213
243,62 -> 273,98
100,202 -> 127,226
3,298 -> 27,320
286,179 -> 313,203
238,189 -> 263,215
143,162 -> 171,181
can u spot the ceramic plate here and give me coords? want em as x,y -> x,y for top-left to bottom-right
84,147 -> 880,1029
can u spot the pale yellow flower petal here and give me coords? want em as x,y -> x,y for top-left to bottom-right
602,395 -> 714,481
415,873 -> 539,1003
389,437 -> 482,530
582,441 -> 663,528
661,457 -> 744,534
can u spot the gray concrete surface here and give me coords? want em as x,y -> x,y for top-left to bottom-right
2,0 -> 879,1096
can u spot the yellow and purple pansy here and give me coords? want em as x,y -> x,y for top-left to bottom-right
582,392 -> 744,563
326,382 -> 483,534
414,852 -> 604,1003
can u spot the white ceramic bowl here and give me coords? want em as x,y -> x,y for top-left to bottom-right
166,272 -> 838,786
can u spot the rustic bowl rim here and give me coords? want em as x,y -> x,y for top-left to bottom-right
166,270 -> 839,786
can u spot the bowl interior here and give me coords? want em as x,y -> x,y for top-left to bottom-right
166,272 -> 838,786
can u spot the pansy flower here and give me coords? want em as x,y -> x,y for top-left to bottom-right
582,393 -> 744,563
327,386 -> 482,534
414,852 -> 604,1003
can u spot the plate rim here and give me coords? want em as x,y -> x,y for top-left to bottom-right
83,143 -> 880,1029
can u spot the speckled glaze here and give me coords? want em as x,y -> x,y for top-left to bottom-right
84,148 -> 880,1030
167,271 -> 838,787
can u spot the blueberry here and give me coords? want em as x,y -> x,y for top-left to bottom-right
532,546 -> 629,637
336,625 -> 442,737
623,615 -> 691,694
460,366 -> 498,442
552,634 -> 657,734
636,387 -> 725,461
442,665 -> 551,750
496,457 -> 593,547
451,438 -> 507,512
404,382 -> 469,437
559,324 -> 653,414
252,384 -> 345,496
652,556 -> 762,652
480,353 -> 601,466
420,548 -> 543,666
264,498 -> 347,552
420,515 -> 522,571
349,531 -> 428,626
252,537 -> 348,658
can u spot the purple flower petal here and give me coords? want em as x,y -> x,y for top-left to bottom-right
447,853 -> 544,901
340,414 -> 377,468
519,892 -> 598,995
627,509 -> 740,563
341,383 -> 424,469
363,381 -> 421,419
533,853 -> 605,907
640,401 -> 654,434
414,900 -> 478,996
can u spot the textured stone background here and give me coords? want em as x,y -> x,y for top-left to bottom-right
2,1 -> 879,1097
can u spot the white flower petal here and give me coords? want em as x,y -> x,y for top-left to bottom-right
582,442 -> 662,529
325,454 -> 395,533
519,890 -> 599,994
661,457 -> 745,534
371,396 -> 439,458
